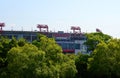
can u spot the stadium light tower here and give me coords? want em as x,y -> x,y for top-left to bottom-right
96,28 -> 102,33
71,26 -> 81,33
37,24 -> 48,32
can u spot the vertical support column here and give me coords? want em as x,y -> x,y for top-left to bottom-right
0,23 -> 5,34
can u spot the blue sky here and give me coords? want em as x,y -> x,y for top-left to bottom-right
0,0 -> 120,38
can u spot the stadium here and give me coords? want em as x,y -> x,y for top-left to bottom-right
0,23 -> 88,54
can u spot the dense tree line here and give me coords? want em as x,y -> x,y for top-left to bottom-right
0,33 -> 120,78
0,35 -> 77,78
75,32 -> 120,78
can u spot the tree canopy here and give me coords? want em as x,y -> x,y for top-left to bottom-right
1,33 -> 120,78
85,32 -> 111,51
88,39 -> 120,78
0,34 -> 77,78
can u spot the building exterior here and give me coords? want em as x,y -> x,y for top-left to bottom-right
0,23 -> 89,54
1,30 -> 88,54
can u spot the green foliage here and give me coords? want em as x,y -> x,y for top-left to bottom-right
0,37 -> 27,71
88,39 -> 120,78
2,33 -> 120,78
0,34 -> 77,78
75,53 -> 89,78
0,37 -> 11,73
7,44 -> 45,78
17,38 -> 27,47
60,60 -> 77,78
9,37 -> 18,48
32,34 -> 77,78
85,32 -> 111,51
0,37 -> 11,58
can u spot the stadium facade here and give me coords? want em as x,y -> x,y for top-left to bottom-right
0,23 -> 89,54
1,30 -> 89,54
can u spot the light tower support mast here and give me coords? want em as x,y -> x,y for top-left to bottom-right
0,23 -> 5,33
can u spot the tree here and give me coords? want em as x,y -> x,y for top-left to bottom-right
0,37 -> 11,58
32,34 -> 77,78
75,53 -> 89,78
85,32 -> 111,52
60,60 -> 77,78
6,44 -> 45,78
0,37 -> 27,69
0,36 -> 10,75
88,39 -> 120,78
0,37 -> 28,77
0,34 -> 77,78
17,38 -> 27,47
